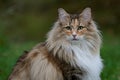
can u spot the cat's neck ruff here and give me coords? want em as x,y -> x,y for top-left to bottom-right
47,38 -> 101,64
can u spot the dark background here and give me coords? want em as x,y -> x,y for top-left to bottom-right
0,0 -> 120,42
0,0 -> 120,80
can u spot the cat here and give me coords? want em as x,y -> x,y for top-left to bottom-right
8,7 -> 103,80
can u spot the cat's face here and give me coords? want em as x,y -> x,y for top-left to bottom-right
62,17 -> 87,42
58,8 -> 94,43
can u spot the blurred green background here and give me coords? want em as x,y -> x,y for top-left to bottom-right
0,0 -> 120,80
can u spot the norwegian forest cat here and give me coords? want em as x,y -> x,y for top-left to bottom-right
9,7 -> 103,80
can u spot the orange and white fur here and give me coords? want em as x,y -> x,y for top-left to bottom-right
9,8 -> 103,80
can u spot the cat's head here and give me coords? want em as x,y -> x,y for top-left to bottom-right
47,8 -> 100,45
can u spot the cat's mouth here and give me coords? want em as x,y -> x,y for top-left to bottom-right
72,38 -> 79,41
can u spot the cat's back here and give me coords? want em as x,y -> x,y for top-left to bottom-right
9,42 -> 63,80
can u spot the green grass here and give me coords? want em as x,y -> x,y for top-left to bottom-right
101,35 -> 120,80
0,36 -> 120,80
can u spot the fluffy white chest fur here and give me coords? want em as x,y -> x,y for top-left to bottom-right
71,45 -> 103,80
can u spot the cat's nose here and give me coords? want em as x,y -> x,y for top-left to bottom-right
72,35 -> 76,38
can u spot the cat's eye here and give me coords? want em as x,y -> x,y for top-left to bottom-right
65,26 -> 72,30
77,26 -> 84,30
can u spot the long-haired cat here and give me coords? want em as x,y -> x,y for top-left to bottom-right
8,7 -> 103,80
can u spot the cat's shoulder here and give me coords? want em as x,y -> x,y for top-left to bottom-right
17,42 -> 47,63
25,42 -> 48,58
33,42 -> 47,50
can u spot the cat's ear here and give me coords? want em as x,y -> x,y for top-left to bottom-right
80,7 -> 92,22
58,8 -> 69,23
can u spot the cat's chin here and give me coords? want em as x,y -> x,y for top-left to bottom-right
70,40 -> 80,45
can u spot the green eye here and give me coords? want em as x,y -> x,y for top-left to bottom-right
65,26 -> 72,30
77,26 -> 84,30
